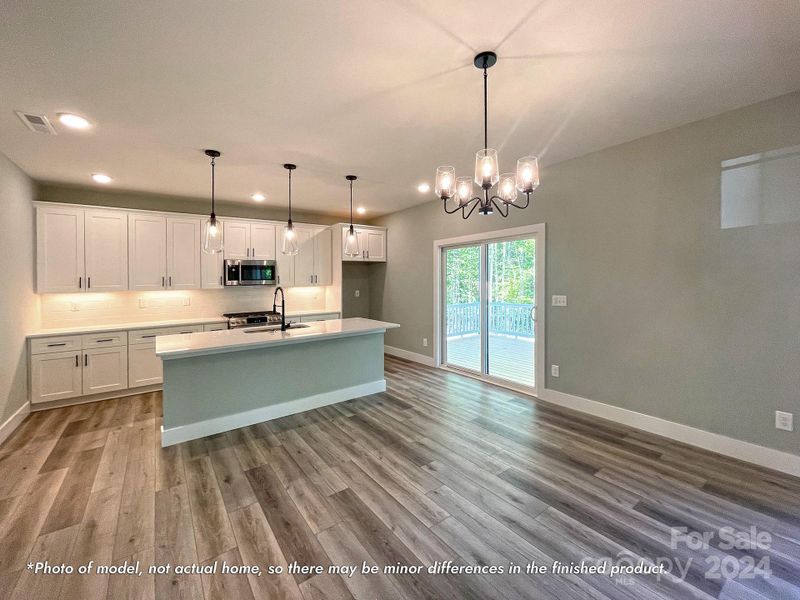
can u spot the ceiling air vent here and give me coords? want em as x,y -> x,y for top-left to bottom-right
15,111 -> 57,134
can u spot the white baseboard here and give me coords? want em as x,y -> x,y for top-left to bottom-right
161,379 -> 386,447
539,388 -> 800,478
0,401 -> 31,446
384,345 -> 435,367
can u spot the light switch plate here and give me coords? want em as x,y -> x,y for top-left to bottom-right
552,295 -> 567,307
423,338 -> 428,347
551,365 -> 560,377
775,411 -> 794,431
355,290 -> 360,297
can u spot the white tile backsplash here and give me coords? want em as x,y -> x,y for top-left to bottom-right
40,287 -> 335,329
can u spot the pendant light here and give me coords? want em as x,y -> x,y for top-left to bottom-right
343,175 -> 360,257
281,163 -> 299,255
202,149 -> 223,254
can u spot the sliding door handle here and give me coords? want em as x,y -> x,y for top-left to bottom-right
530,306 -> 537,322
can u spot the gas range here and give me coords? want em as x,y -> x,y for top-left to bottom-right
223,310 -> 283,329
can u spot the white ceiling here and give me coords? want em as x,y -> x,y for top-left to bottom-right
1,1 -> 799,217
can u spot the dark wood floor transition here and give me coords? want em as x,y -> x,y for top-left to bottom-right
0,355 -> 798,600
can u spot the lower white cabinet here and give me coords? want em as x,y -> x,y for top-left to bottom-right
30,350 -> 83,404
203,323 -> 228,332
129,344 -> 163,388
83,346 -> 128,395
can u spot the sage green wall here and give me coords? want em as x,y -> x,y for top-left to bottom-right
369,91 -> 800,455
341,263 -> 371,318
0,152 -> 39,423
36,183 -> 341,225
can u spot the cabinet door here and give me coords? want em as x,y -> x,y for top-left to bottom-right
223,221 -> 250,259
294,227 -> 316,286
83,347 -> 128,395
36,206 -> 85,292
30,350 -> 82,404
201,246 -> 224,288
129,213 -> 167,291
364,229 -> 386,262
128,344 -> 162,387
250,223 -> 276,260
275,247 -> 295,287
84,209 -> 128,292
314,227 -> 333,286
167,217 -> 202,289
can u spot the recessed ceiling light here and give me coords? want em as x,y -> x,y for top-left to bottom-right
57,113 -> 92,130
356,206 -> 366,215
417,183 -> 430,193
251,193 -> 266,202
91,173 -> 112,184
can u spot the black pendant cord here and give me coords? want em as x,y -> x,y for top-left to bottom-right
483,67 -> 488,151
210,156 -> 216,218
287,169 -> 293,225
349,180 -> 354,230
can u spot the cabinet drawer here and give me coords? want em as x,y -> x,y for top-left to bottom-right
203,323 -> 228,332
129,327 -> 174,345
82,331 -> 127,348
30,335 -> 82,355
164,324 -> 204,336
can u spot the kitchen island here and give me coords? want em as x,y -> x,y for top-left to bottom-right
156,317 -> 399,446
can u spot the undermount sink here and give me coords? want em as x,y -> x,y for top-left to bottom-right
243,323 -> 310,333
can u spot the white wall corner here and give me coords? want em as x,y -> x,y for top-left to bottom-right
539,388 -> 800,478
0,401 -> 31,446
384,345 -> 435,367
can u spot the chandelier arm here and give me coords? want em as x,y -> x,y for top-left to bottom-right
441,198 -> 463,214
462,198 -> 484,220
489,196 -> 510,218
506,192 -> 531,210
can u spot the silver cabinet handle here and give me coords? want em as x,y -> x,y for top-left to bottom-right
141,334 -> 157,339
95,338 -> 114,343
169,276 -> 172,287
75,355 -> 79,367
162,276 -> 166,287
78,276 -> 82,289
87,277 -> 91,289
277,275 -> 280,284
219,275 -> 223,286
252,247 -> 255,257
47,342 -> 67,347
246,247 -> 250,257
84,354 -> 88,367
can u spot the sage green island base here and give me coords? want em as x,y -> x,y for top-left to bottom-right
156,318 -> 399,446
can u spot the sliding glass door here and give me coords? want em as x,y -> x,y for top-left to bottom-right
442,234 -> 538,390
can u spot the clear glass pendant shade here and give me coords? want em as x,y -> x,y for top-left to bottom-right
203,216 -> 223,254
435,166 -> 456,199
455,176 -> 473,206
344,226 -> 360,257
475,148 -> 499,188
282,223 -> 298,255
516,156 -> 539,193
498,173 -> 517,203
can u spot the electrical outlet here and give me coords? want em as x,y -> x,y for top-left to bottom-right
355,290 -> 360,297
552,295 -> 567,307
775,411 -> 794,432
422,338 -> 428,347
183,297 -> 191,306
70,302 -> 80,312
138,298 -> 147,309
551,364 -> 560,377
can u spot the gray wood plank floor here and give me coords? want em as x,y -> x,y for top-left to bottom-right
0,355 -> 798,600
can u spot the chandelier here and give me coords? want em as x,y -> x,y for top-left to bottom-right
434,51 -> 539,218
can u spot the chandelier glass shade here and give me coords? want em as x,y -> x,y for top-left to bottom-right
434,51 -> 539,218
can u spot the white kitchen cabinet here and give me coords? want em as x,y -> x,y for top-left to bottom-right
275,246 -> 295,287
37,205 -> 130,293
223,220 -> 250,259
128,344 -> 162,387
30,350 -> 82,404
129,213 -> 167,290
224,220 -> 276,260
251,223 -> 276,260
167,217 -> 202,289
82,346 -> 128,395
203,323 -> 228,331
83,209 -> 129,292
340,225 -> 386,262
314,227 -> 333,285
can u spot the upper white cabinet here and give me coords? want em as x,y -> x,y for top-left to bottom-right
223,220 -> 276,260
292,226 -> 331,286
37,205 -> 128,293
84,210 -> 128,292
129,214 -> 202,291
340,224 -> 386,262
166,217 -> 202,289
129,213 -> 168,290
201,239 -> 225,289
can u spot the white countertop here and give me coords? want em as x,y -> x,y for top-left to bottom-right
156,318 -> 399,360
26,310 -> 341,338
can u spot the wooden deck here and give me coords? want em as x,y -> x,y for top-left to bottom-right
0,355 -> 798,599
446,333 -> 535,386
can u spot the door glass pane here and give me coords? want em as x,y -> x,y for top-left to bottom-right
444,245 -> 481,372
487,238 -> 536,386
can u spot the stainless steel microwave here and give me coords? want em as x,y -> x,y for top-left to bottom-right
224,259 -> 276,286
